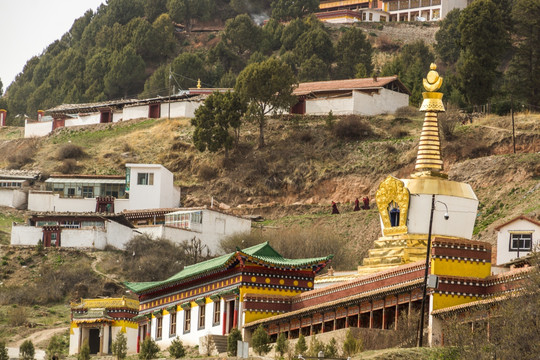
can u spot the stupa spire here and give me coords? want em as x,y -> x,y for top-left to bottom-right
412,63 -> 446,179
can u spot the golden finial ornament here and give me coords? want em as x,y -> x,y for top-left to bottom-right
413,63 -> 447,178
197,78 -> 201,89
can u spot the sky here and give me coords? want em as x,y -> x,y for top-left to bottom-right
0,0 -> 105,91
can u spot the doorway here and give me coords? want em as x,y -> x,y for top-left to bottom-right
88,328 -> 100,354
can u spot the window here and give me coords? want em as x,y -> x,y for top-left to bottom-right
137,173 -> 154,185
170,312 -> 177,336
191,211 -> 203,224
156,316 -> 163,339
369,13 -> 373,21
213,301 -> 221,326
388,201 -> 400,227
184,309 -> 191,333
510,233 -> 532,251
198,305 -> 206,329
50,233 -> 57,247
60,221 -> 80,229
67,188 -> 76,197
82,186 -> 94,198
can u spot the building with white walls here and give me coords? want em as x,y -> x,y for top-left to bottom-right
70,297 -> 139,356
291,76 -> 410,116
27,164 -> 180,213
129,208 -> 252,256
11,212 -> 135,249
0,170 -> 40,209
495,215 -> 540,265
24,94 -> 205,138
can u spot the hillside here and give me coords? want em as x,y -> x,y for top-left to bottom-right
0,110 -> 539,346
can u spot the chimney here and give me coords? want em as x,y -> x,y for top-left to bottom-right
37,110 -> 44,122
328,266 -> 334,276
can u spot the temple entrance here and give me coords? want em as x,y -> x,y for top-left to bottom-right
88,328 -> 100,354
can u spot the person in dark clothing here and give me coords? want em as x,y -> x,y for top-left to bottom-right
354,198 -> 360,211
362,196 -> 370,210
331,201 -> 340,214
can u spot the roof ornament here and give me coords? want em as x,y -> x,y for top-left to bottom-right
412,63 -> 447,179
197,78 -> 201,89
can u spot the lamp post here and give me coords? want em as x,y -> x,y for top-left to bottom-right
417,195 -> 448,347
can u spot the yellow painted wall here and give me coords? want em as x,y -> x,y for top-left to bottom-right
432,293 -> 480,311
239,286 -> 301,301
245,311 -> 281,324
432,258 -> 491,279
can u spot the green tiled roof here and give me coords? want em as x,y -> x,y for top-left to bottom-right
125,242 -> 332,294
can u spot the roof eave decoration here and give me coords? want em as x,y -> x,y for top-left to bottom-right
125,242 -> 333,295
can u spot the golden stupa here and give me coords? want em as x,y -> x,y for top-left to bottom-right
357,64 -> 479,275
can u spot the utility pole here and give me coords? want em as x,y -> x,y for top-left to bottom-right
168,65 -> 172,120
511,97 -> 516,154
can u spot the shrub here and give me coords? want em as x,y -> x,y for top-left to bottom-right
325,110 -> 336,129
227,327 -> 243,356
275,333 -> 288,358
251,324 -> 272,355
333,116 -> 373,141
389,126 -> 409,138
8,306 -> 28,326
20,340 -> 35,360
56,159 -> 80,174
201,335 -> 216,356
324,338 -> 338,358
77,340 -> 90,360
139,337 -> 159,360
57,144 -> 85,160
46,334 -> 68,360
307,334 -> 324,357
439,108 -> 461,141
394,106 -> 418,117
198,164 -> 218,181
111,331 -> 128,360
0,340 -> 9,360
294,334 -> 307,355
342,329 -> 362,357
168,338 -> 185,358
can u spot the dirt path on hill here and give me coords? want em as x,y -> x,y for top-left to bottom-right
8,326 -> 67,349
88,251 -> 123,286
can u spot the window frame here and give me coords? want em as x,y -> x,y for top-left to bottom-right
170,311 -> 177,337
137,172 -> 154,185
509,232 -> 533,252
213,300 -> 221,326
156,315 -> 163,339
183,308 -> 191,334
198,304 -> 206,330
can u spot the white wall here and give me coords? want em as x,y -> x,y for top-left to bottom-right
28,192 -> 96,212
105,221 -> 137,250
406,194 -> 478,240
138,210 -> 251,255
496,219 -> 540,265
65,113 -> 101,127
126,164 -> 179,210
353,88 -> 409,115
154,301 -> 223,349
441,0 -> 468,18
124,105 -> 150,121
162,100 -> 202,119
11,225 -> 42,246
11,221 -> 134,250
0,189 -> 27,209
24,120 -> 53,137
305,96 -> 354,115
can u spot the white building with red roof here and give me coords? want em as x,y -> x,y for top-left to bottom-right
290,76 -> 410,116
